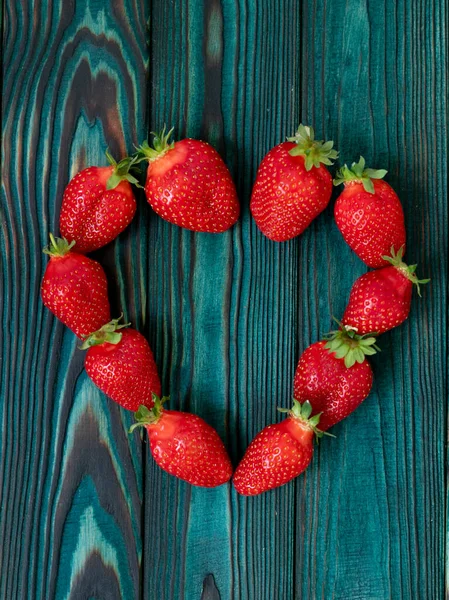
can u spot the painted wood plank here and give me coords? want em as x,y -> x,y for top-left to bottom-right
143,0 -> 303,598
0,1 -> 148,598
295,1 -> 447,599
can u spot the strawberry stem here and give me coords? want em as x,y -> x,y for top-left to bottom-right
382,246 -> 430,297
278,399 -> 335,440
129,394 -> 169,433
43,233 -> 76,257
79,314 -> 131,350
134,126 -> 175,163
333,156 -> 387,194
324,319 -> 381,368
105,149 -> 142,190
287,124 -> 338,171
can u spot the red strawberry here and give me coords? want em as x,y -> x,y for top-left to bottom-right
130,397 -> 233,487
233,400 -> 325,496
342,246 -> 429,335
41,234 -> 110,338
136,129 -> 240,233
333,157 -> 406,268
250,125 -> 337,241
293,325 -> 379,431
59,151 -> 139,253
81,318 -> 161,411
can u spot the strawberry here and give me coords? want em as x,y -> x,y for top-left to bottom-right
342,246 -> 429,335
130,397 -> 233,487
41,234 -> 110,338
233,400 -> 326,496
293,324 -> 379,431
81,317 -> 161,411
59,151 -> 139,253
250,125 -> 338,241
333,157 -> 406,268
135,129 -> 240,233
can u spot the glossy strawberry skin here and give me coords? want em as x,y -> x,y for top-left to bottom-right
293,341 -> 373,430
145,410 -> 233,487
84,329 -> 161,411
144,139 -> 240,233
334,179 -> 406,268
250,142 -> 333,242
342,266 -> 412,335
233,418 -> 314,496
60,166 -> 136,253
41,252 -> 110,339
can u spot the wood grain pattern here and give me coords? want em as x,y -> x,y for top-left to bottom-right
298,2 -> 447,598
1,1 -> 148,598
1,0 -> 447,598
143,0 -> 306,598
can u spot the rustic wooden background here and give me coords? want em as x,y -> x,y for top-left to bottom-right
1,0 -> 447,598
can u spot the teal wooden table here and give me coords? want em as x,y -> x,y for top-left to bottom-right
1,0 -> 447,598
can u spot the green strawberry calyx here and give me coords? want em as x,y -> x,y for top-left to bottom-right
105,149 -> 143,190
382,246 -> 430,297
79,315 -> 131,350
134,126 -> 176,163
287,124 -> 338,171
278,400 -> 335,440
129,394 -> 170,433
43,233 -> 76,258
324,320 -> 381,368
333,156 -> 387,194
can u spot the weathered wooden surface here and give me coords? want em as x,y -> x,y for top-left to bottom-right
297,2 -> 447,599
1,0 -> 149,598
1,0 -> 447,598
